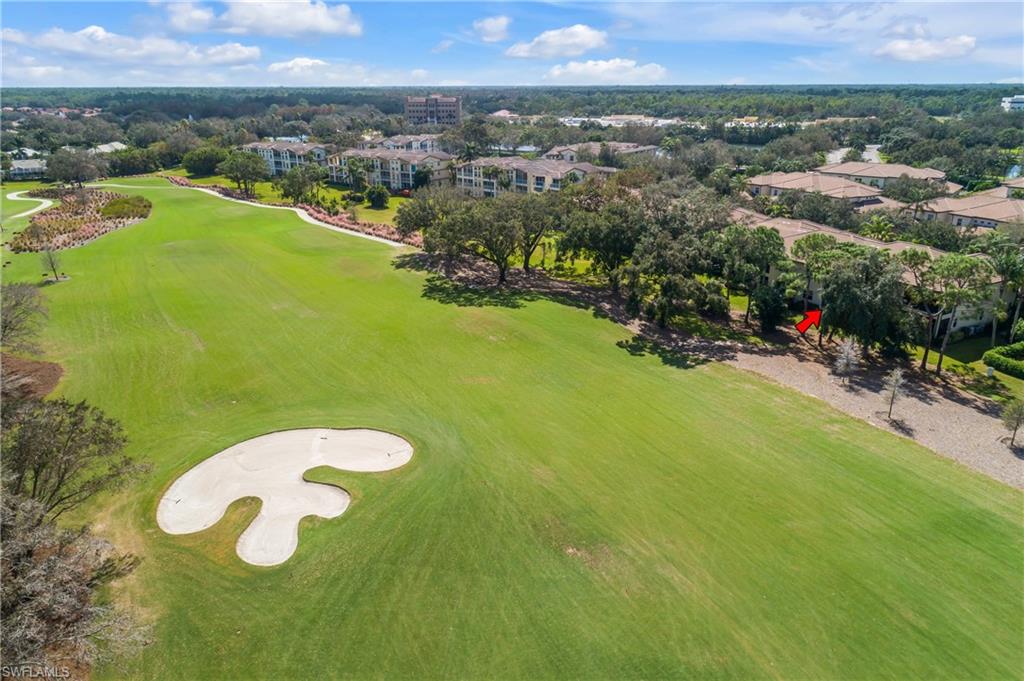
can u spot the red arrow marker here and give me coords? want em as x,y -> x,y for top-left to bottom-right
795,309 -> 822,335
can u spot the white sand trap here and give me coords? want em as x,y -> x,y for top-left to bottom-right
157,428 -> 413,566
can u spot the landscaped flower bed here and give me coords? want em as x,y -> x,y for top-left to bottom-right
301,205 -> 422,248
10,188 -> 152,252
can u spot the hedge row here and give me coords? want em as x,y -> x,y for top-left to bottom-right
982,342 -> 1024,379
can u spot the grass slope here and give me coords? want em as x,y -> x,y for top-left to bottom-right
163,169 -> 407,225
4,177 -> 1021,680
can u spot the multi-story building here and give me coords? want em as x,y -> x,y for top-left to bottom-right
404,95 -> 462,126
6,159 -> 47,180
815,161 -> 956,191
327,149 -> 452,190
914,194 -> 1024,229
356,134 -> 441,152
1001,95 -> 1024,112
453,157 -> 616,197
746,171 -> 898,205
243,141 -> 329,176
543,141 -> 658,163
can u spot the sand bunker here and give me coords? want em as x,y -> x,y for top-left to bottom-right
157,428 -> 413,566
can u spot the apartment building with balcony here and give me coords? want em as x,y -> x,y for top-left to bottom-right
243,141 -> 329,176
404,95 -> 462,126
327,149 -> 452,190
453,157 -> 616,197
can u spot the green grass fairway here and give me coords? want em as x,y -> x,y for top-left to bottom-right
163,169 -> 407,224
5,177 -> 1022,680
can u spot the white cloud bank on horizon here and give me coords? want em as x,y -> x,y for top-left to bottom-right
874,35 -> 977,62
545,58 -> 667,84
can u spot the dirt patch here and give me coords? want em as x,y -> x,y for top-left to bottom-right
1,353 -> 63,399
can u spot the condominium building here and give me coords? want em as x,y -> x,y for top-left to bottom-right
404,94 -> 462,126
914,194 -> 1024,229
327,149 -> 452,190
543,141 -> 658,163
243,141 -> 329,176
815,161 -> 955,191
746,171 -> 910,212
454,156 -> 616,197
357,134 -> 442,152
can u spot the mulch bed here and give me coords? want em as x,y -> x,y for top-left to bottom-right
1,354 -> 63,399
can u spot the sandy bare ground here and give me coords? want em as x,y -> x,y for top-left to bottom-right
157,428 -> 413,566
5,191 -> 53,220
397,254 -> 1023,489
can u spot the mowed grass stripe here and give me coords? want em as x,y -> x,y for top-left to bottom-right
3,176 -> 1019,680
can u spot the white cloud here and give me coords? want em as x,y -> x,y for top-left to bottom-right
166,2 -> 214,32
267,57 -> 328,74
506,24 -> 608,59
725,76 -> 748,85
263,58 -> 439,86
220,1 -> 361,37
1,25 -> 259,66
472,15 -> 510,43
432,39 -> 454,54
875,35 -> 976,62
545,58 -> 667,85
607,3 -> 1018,46
3,55 -> 67,83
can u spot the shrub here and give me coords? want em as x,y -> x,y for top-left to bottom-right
366,184 -> 390,210
347,193 -> 364,204
11,190 -> 150,252
983,342 -> 1024,379
100,195 -> 152,219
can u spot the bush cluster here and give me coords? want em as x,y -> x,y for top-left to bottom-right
983,342 -> 1024,379
10,190 -> 149,252
100,195 -> 152,219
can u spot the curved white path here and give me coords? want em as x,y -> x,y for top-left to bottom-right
88,181 -> 405,247
4,191 -> 53,220
187,186 -> 405,248
157,428 -> 414,566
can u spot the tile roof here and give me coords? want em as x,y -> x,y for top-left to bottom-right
921,195 -> 1024,223
816,161 -> 945,181
336,148 -> 451,163
545,141 -> 658,157
244,141 -> 327,154
746,171 -> 882,199
460,156 -> 617,179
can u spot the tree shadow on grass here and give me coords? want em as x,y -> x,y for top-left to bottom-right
616,335 -> 708,370
420,275 -> 537,309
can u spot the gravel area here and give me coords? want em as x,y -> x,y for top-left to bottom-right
726,335 -> 1023,489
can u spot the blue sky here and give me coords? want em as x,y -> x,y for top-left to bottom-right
2,1 -> 1022,87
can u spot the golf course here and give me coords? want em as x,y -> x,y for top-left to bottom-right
3,176 -> 1021,679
